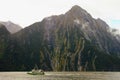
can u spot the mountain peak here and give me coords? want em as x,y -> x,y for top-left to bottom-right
71,5 -> 82,10
68,5 -> 87,13
65,5 -> 91,20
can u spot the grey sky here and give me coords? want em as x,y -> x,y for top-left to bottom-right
0,0 -> 120,30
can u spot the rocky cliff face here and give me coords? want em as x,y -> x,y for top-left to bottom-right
0,5 -> 120,71
41,5 -> 120,56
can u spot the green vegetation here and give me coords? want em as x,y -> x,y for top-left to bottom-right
0,22 -> 120,71
0,10 -> 120,71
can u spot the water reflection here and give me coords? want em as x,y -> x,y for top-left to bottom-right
0,72 -> 119,80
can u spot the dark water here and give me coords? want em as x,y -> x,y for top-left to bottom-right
0,72 -> 120,80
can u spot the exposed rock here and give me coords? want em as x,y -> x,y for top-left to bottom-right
0,5 -> 120,71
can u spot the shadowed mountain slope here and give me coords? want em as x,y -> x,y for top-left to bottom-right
0,5 -> 120,71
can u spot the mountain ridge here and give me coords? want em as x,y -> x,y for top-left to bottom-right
0,21 -> 22,34
0,5 -> 120,71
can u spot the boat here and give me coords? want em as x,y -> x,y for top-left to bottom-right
27,65 -> 45,75
27,69 -> 45,75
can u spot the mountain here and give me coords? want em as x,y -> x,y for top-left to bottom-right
0,5 -> 120,71
0,24 -> 10,69
65,5 -> 120,55
0,21 -> 22,34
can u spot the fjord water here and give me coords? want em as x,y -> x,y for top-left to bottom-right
0,72 -> 120,80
